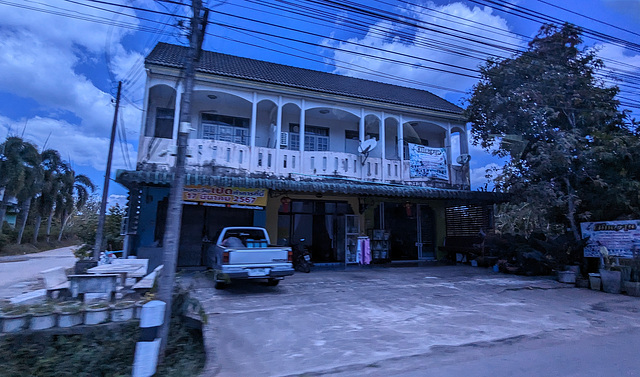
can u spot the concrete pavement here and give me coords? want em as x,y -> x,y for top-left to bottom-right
0,246 -> 77,301
187,266 -> 640,377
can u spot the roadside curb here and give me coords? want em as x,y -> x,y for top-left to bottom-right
0,256 -> 29,263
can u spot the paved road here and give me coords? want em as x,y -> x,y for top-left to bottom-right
188,266 -> 640,377
0,246 -> 77,300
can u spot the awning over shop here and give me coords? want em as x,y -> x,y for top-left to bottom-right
115,169 -> 508,202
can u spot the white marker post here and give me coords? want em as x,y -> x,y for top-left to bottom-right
133,300 -> 167,377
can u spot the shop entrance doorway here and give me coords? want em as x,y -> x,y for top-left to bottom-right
382,203 -> 435,261
176,205 -> 254,267
277,200 -> 354,263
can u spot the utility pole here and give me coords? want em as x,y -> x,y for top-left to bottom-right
93,81 -> 122,261
156,0 -> 207,360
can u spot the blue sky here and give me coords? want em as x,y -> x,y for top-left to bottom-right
0,0 -> 639,205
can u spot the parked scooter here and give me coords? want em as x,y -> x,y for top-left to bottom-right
292,238 -> 312,273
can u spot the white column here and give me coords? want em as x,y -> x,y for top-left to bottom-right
359,109 -> 366,180
380,112 -> 386,182
249,92 -> 257,170
298,99 -> 306,174
275,96 -> 283,174
299,99 -> 306,153
399,115 -> 404,181
250,92 -> 257,148
172,82 -> 183,141
359,108 -> 365,142
137,75 -> 151,164
445,123 -> 452,185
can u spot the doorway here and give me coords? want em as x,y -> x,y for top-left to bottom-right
176,205 -> 254,267
278,200 -> 353,263
382,202 -> 435,261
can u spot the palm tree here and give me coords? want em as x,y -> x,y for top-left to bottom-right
32,149 -> 64,244
15,146 -> 43,244
56,164 -> 95,241
0,136 -> 39,233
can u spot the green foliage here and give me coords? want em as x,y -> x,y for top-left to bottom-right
105,204 -> 125,251
0,315 -> 205,377
466,23 -> 640,245
68,198 -> 99,248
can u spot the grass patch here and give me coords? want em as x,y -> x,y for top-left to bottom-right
0,317 -> 205,377
0,239 -> 79,257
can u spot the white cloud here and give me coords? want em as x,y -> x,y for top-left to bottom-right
325,1 -> 525,97
0,0 -> 142,137
470,162 -> 502,190
108,194 -> 128,208
0,115 -> 135,172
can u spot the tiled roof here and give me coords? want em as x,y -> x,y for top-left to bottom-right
116,170 -> 507,202
146,42 -> 463,115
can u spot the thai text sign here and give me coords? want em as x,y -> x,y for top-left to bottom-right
408,143 -> 449,180
581,220 -> 640,258
183,186 -> 268,207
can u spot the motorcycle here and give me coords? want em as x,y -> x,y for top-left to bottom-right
292,238 -> 312,273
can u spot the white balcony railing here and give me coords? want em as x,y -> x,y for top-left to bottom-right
138,137 -> 467,187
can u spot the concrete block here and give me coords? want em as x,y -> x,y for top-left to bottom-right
9,289 -> 46,305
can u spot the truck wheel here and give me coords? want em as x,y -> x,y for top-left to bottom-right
213,271 -> 226,289
266,279 -> 280,286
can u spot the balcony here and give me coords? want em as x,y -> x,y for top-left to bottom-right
138,137 -> 469,189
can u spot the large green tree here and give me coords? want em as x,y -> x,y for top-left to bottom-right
466,23 -> 640,240
0,137 -> 40,233
55,164 -> 95,241
32,149 -> 65,244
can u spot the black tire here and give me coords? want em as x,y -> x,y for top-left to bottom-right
213,271 -> 226,289
266,279 -> 280,286
300,263 -> 311,273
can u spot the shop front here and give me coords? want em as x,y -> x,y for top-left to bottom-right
116,171 -> 505,269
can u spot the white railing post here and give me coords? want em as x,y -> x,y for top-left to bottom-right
132,300 -> 167,377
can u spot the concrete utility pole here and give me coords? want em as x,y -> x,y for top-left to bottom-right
156,0 -> 207,359
93,81 -> 122,261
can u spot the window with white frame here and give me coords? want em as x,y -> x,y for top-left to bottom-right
288,124 -> 329,151
201,113 -> 249,145
154,108 -> 174,139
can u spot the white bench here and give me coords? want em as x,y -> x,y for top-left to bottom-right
68,274 -> 119,301
111,258 -> 149,277
133,264 -> 164,291
41,267 -> 71,298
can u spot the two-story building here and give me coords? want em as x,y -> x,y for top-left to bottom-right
116,42 -> 503,269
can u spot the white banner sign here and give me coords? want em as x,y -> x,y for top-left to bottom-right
408,144 -> 448,180
581,220 -> 640,258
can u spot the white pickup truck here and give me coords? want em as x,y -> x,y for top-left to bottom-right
205,227 -> 294,289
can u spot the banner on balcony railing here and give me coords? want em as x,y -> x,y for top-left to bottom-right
581,220 -> 640,258
408,144 -> 449,180
182,185 -> 268,208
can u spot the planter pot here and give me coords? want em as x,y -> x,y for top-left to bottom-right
600,269 -> 622,294
619,266 -> 632,282
29,310 -> 57,330
111,301 -> 135,322
565,265 -> 581,275
74,259 -> 98,274
57,303 -> 84,328
84,305 -> 110,325
558,271 -> 576,284
134,301 -> 147,319
589,273 -> 601,291
575,277 -> 590,288
58,311 -> 84,327
624,281 -> 640,297
1,312 -> 29,333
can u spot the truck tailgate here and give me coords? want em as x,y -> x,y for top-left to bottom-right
228,248 -> 289,265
